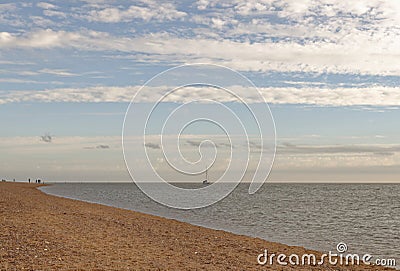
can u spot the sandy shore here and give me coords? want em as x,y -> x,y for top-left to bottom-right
0,182 -> 395,271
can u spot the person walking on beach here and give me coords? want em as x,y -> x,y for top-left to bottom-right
28,178 -> 31,183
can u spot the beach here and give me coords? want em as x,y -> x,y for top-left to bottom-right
0,182 -> 395,271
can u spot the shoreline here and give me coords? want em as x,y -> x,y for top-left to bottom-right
0,182 -> 395,270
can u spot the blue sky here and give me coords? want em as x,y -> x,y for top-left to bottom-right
0,0 -> 399,183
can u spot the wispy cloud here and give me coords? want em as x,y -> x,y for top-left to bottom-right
96,144 -> 110,149
85,2 -> 186,23
39,68 -> 77,77
37,2 -> 58,10
144,142 -> 160,149
0,0 -> 399,182
1,27 -> 399,76
279,142 -> 400,155
186,140 -> 231,149
1,85 -> 400,106
1,136 -> 399,182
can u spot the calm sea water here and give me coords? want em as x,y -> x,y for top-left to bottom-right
40,183 -> 399,268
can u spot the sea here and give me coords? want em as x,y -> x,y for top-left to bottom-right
40,183 -> 399,269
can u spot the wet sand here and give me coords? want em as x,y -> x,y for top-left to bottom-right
0,182 -> 394,270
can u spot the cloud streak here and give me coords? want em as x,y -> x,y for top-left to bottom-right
1,28 -> 399,76
144,142 -> 160,149
1,85 -> 400,106
279,142 -> 400,155
85,2 -> 186,22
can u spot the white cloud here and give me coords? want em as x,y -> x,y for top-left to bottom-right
189,0 -> 400,75
0,3 -> 17,11
1,136 -> 399,181
0,85 -> 137,104
0,136 -> 126,182
0,0 -> 399,79
37,2 -> 57,10
1,84 -> 400,106
0,136 -> 120,148
0,5 -> 25,27
0,28 -> 399,76
259,86 -> 400,106
30,15 -> 56,27
0,32 -> 14,43
85,2 -> 186,22
43,9 -> 67,18
278,142 -> 400,155
0,29 -> 80,48
0,60 -> 35,65
39,68 -> 77,77
0,78 -> 44,84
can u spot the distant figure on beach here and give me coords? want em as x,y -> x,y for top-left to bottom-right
202,169 -> 211,185
13,179 -> 15,182
38,179 -> 41,184
28,178 -> 31,183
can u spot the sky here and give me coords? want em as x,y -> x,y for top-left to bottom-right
0,0 -> 399,183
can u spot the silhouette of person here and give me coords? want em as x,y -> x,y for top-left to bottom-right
28,178 -> 31,183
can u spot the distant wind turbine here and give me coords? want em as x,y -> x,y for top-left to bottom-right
40,133 -> 52,143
